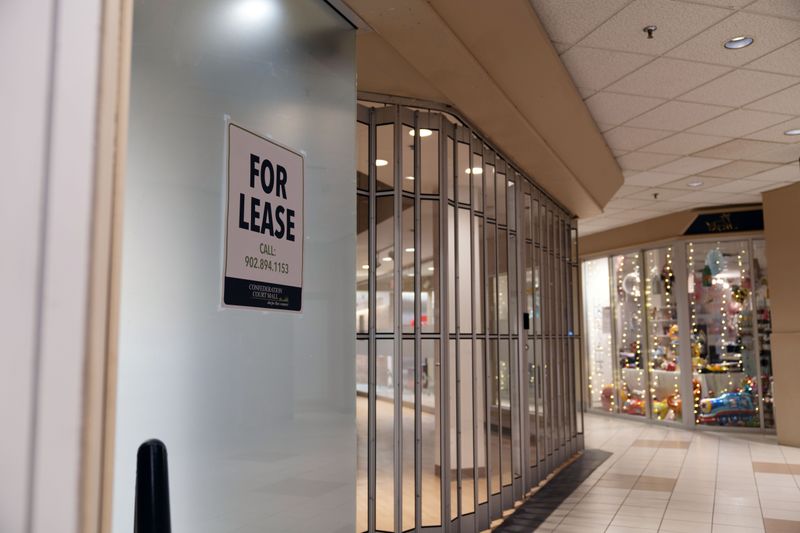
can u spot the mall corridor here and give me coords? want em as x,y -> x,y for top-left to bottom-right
495,414 -> 800,533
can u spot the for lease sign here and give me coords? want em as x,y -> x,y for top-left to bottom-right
223,122 -> 303,311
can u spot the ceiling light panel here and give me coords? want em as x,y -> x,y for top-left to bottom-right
678,69 -> 800,108
606,57 -> 730,99
667,12 -> 800,66
625,100 -> 731,131
578,0 -> 731,55
561,46 -> 654,91
688,108 -> 793,137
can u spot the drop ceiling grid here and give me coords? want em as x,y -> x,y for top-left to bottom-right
530,0 -> 800,235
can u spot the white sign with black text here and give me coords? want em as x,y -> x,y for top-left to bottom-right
223,122 -> 304,311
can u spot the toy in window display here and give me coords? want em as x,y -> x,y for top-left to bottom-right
601,382 -> 646,415
697,391 -> 757,426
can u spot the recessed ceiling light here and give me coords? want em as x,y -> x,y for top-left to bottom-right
784,128 -> 800,136
381,256 -> 392,262
688,180 -> 704,188
361,264 -> 369,270
409,128 -> 432,138
465,167 -> 483,175
375,159 -> 388,167
724,36 -> 753,49
405,175 -> 415,180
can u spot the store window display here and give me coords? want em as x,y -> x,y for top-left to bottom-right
612,252 -> 646,417
582,258 -> 614,412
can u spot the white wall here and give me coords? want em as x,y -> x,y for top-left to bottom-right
0,0 -> 103,532
111,1 -> 356,531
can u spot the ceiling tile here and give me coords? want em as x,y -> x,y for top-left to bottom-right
625,101 -> 731,131
745,83 -> 800,115
681,0 -> 751,7
604,126 -> 673,151
748,163 -> 800,182
640,132 -> 730,155
611,148 -> 629,157
688,108 -> 793,137
578,86 -> 596,99
585,91 -> 665,126
745,117 -> 800,143
748,143 -> 800,164
667,12 -> 800,67
605,197 -> 656,210
744,0 -> 800,21
646,200 -> 695,212
606,57 -> 730,99
553,42 -> 571,53
652,156 -> 729,175
624,170 -> 686,186
705,178 -> 773,194
617,152 -> 680,171
694,138 -> 783,159
614,184 -> 650,197
678,69 -> 800,107
531,0 -> 633,45
745,39 -> 800,76
626,187 -> 688,201
669,191 -> 741,204
701,160 -> 779,178
579,0 -> 730,55
561,46 -> 654,90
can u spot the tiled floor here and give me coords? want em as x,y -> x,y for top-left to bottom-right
512,413 -> 800,533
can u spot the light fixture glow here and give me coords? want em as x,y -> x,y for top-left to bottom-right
507,180 -> 514,187
427,266 -> 435,271
234,0 -> 277,22
361,264 -> 369,270
724,36 -> 753,49
405,175 -> 415,180
405,247 -> 415,253
688,180 -> 704,188
382,256 -> 393,262
465,167 -> 483,175
375,159 -> 388,167
409,128 -> 433,138
784,128 -> 800,136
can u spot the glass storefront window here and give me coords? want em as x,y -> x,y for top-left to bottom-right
688,241 -> 758,427
582,258 -> 614,412
753,240 -> 773,428
612,252 -> 646,417
644,247 -> 681,422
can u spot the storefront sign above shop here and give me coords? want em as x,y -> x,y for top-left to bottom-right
222,122 -> 304,311
683,209 -> 763,236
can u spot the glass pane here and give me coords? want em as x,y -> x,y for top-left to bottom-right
448,339 -> 458,521
421,201 -> 439,333
447,136 -> 455,201
421,340 -> 441,526
485,165 -> 496,219
496,172 -> 507,227
376,124 -> 394,191
509,233 -> 518,336
487,223 -> 498,334
403,124 -> 414,193
613,252 -> 646,417
644,247 -> 681,422
402,339 -> 415,531
488,339 -> 501,494
687,241 -> 758,427
402,198 -> 414,334
357,196 -> 369,334
356,339 -> 368,533
498,229 -> 509,335
499,338 -> 512,486
448,205 -> 456,334
583,258 -> 614,412
460,339 -> 475,515
474,215 -> 485,334
375,339 -> 394,531
472,154 -> 483,212
375,197 -> 394,333
357,122 -> 369,191
506,175 -> 516,231
475,339 -> 488,504
457,142 -> 470,205
420,129 -> 439,195
458,208 -> 473,333
753,240 -> 774,428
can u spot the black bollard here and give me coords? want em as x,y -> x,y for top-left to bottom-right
134,439 -> 171,533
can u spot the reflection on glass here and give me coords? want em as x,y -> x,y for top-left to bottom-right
485,165 -> 496,219
402,198 -> 414,334
375,339 -> 394,531
644,247 -> 681,422
421,130 -> 439,195
612,252 -> 646,417
497,171 -> 507,227
356,196 -> 369,334
459,339 -> 475,515
421,340 -> 441,526
488,339 -> 501,494
474,339 -> 488,505
356,339 -> 368,533
753,240 -> 773,428
421,201 -> 439,333
376,124 -> 394,191
375,197 -> 394,333
357,122 -> 368,191
472,154 -> 483,212
583,258 -> 614,412
688,241 -> 758,427
457,142 -> 470,205
402,339 -> 415,531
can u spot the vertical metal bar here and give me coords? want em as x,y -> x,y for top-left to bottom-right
437,115 -> 449,533
747,239 -> 766,431
440,124 -> 451,533
673,243 -> 693,429
452,128 -> 463,529
637,250 -> 651,421
574,220 -> 586,450
469,137 -> 479,531
393,106 -> 403,533
413,112 -> 422,533
513,175 -> 528,492
367,108 -> 377,533
608,255 -> 621,418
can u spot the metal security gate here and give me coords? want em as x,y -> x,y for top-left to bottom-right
355,101 -> 583,533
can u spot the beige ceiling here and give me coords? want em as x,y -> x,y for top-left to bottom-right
532,0 -> 800,236
346,0 -> 622,218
